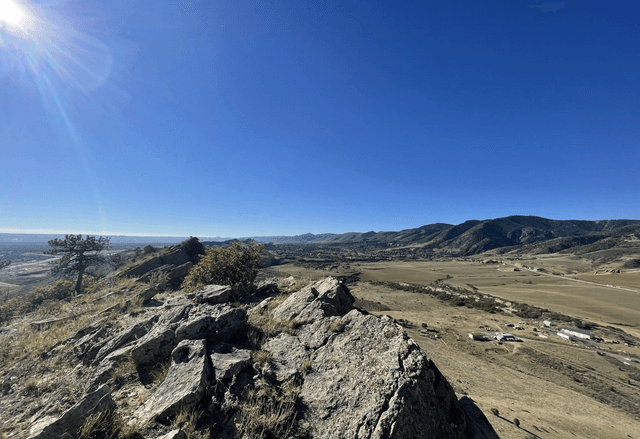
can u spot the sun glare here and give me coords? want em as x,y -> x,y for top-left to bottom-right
0,0 -> 24,26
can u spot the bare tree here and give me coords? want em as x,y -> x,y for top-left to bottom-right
0,259 -> 11,270
47,234 -> 111,295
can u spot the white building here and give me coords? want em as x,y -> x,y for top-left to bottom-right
561,327 -> 595,340
495,333 -> 518,342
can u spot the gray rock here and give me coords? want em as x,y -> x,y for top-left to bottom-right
312,277 -> 354,316
90,317 -> 156,366
162,249 -> 191,267
123,256 -> 164,278
140,264 -> 175,282
73,325 -> 108,360
131,326 -> 176,367
139,286 -> 159,303
68,319 -> 108,341
175,304 -> 246,345
296,310 -> 467,438
210,347 -> 252,380
156,429 -> 187,439
269,287 -> 316,321
86,345 -> 133,392
131,305 -> 191,366
263,333 -> 309,382
28,384 -> 114,439
192,285 -> 232,304
169,261 -> 192,279
255,280 -> 279,297
271,276 -> 354,322
0,326 -> 18,338
134,339 -> 210,424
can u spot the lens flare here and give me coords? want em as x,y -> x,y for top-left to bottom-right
0,0 -> 23,26
1,1 -> 114,232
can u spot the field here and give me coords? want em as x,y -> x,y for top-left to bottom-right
263,255 -> 640,439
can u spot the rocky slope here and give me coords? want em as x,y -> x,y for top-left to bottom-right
2,275 -> 499,439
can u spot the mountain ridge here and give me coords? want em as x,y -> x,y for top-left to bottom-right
245,216 -> 640,256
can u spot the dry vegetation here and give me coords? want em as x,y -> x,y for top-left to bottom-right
0,266 -> 164,438
182,241 -> 264,294
235,378 -> 301,439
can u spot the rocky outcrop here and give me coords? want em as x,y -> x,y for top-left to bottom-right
130,305 -> 192,366
210,346 -> 252,380
119,237 -> 205,287
15,276 -> 497,439
263,278 -> 468,438
86,345 -> 134,392
134,339 -> 211,424
191,284 -> 232,304
90,318 -> 156,366
129,303 -> 246,367
28,384 -> 114,439
174,304 -> 246,344
270,276 -> 354,322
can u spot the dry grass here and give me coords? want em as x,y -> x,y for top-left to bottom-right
78,408 -> 114,439
235,378 -> 300,439
251,350 -> 273,368
300,359 -> 313,374
266,294 -> 290,311
171,408 -> 211,439
111,355 -> 138,382
328,317 -> 346,333
79,408 -> 146,439
150,360 -> 171,385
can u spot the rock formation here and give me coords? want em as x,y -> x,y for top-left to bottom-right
17,276 -> 498,438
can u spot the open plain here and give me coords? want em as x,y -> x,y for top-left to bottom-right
261,254 -> 640,439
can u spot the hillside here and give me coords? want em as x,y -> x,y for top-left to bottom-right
0,241 -> 499,438
248,216 -> 640,256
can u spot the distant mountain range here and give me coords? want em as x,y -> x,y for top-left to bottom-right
4,216 -> 640,256
248,216 -> 640,256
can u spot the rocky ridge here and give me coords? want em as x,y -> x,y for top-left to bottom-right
2,273 -> 498,438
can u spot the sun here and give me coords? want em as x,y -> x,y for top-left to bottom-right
0,0 -> 24,26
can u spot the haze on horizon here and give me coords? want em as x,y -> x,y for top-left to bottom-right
2,1 -> 639,238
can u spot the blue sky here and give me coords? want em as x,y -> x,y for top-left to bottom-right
1,0 -> 639,238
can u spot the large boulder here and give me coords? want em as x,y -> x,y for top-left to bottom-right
298,311 -> 466,438
134,339 -> 211,425
270,277 -> 354,322
28,384 -> 114,439
252,277 -> 470,439
123,256 -> 164,278
262,310 -> 468,438
192,285 -> 232,304
175,304 -> 247,345
210,346 -> 252,380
